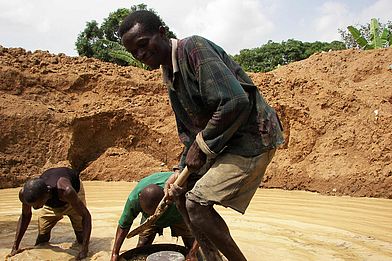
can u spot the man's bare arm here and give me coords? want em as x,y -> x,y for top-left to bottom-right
59,179 -> 91,260
10,190 -> 32,256
110,225 -> 130,261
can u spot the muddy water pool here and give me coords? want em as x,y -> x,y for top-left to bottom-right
1,181 -> 391,260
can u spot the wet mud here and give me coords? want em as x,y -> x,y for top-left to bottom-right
0,181 -> 391,260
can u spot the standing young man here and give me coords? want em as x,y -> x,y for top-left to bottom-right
119,10 -> 284,261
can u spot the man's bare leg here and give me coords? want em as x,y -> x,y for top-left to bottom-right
74,231 -> 83,244
175,194 -> 222,260
186,199 -> 246,261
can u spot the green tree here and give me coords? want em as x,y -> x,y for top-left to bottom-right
75,21 -> 103,58
101,8 -> 130,42
233,39 -> 346,73
347,18 -> 391,49
75,4 -> 176,67
283,39 -> 306,63
100,39 -> 148,69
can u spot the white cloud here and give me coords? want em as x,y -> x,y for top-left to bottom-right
179,0 -> 274,54
314,1 -> 352,41
311,0 -> 392,43
0,0 -> 133,54
0,0 -> 385,56
360,0 -> 392,23
0,0 -> 50,33
145,0 -> 275,54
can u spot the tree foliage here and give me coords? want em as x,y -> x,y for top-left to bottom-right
99,39 -> 148,69
233,39 -> 346,72
75,4 -> 176,67
339,19 -> 392,49
347,18 -> 391,49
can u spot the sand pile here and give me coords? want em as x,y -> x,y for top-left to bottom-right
0,45 -> 391,198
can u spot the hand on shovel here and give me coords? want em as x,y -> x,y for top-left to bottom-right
164,140 -> 206,202
164,171 -> 186,203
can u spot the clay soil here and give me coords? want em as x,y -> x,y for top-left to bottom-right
0,45 -> 391,198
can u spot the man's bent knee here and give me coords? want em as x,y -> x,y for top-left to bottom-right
185,198 -> 209,227
185,198 -> 199,215
35,233 -> 50,245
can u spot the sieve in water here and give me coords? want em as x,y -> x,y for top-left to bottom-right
146,250 -> 185,261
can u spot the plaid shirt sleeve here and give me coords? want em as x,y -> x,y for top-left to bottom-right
186,37 -> 252,156
174,114 -> 193,170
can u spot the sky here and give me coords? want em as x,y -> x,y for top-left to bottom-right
0,0 -> 391,56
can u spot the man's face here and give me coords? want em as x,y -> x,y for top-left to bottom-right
28,192 -> 50,210
121,23 -> 169,70
140,201 -> 157,216
30,197 -> 47,209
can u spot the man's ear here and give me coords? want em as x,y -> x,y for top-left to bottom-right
158,25 -> 166,36
19,189 -> 24,201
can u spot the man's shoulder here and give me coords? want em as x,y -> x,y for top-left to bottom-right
179,35 -> 209,49
182,35 -> 205,42
132,172 -> 173,193
139,171 -> 173,182
178,35 -> 225,65
57,178 -> 77,201
42,166 -> 74,174
40,167 -> 77,179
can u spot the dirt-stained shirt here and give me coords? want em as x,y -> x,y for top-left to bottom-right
118,172 -> 184,229
162,36 -> 284,170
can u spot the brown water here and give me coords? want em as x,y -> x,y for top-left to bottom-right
1,181 -> 391,261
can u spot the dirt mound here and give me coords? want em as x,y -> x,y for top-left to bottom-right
0,45 -> 391,198
250,48 -> 392,198
0,46 -> 180,187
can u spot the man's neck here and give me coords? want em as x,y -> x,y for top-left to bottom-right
162,38 -> 179,84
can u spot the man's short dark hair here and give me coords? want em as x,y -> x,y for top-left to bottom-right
23,178 -> 48,203
118,10 -> 162,38
139,184 -> 164,211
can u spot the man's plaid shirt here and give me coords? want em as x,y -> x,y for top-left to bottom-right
162,36 -> 284,169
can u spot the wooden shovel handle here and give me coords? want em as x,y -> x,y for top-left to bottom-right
173,166 -> 190,187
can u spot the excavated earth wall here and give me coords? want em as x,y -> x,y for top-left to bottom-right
0,45 -> 391,198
